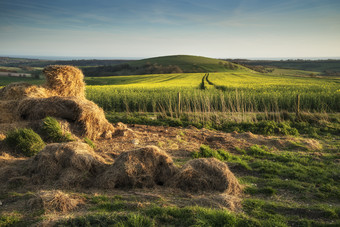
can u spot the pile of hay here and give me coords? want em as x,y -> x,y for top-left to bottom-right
26,142 -> 106,187
43,65 -> 85,98
28,190 -> 84,213
18,96 -> 114,139
0,82 -> 48,101
0,65 -> 115,139
167,158 -> 242,194
99,146 -> 178,188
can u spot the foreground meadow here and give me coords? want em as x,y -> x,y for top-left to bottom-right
0,69 -> 339,226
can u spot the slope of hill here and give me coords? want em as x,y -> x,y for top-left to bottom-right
131,55 -> 248,72
82,55 -> 249,77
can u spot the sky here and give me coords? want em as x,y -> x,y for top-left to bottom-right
0,0 -> 340,59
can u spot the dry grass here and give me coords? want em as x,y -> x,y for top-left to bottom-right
17,96 -> 115,139
167,158 -> 242,194
0,65 -> 114,140
99,146 -> 178,188
43,65 -> 85,98
26,142 -> 106,188
28,190 -> 84,213
0,82 -> 49,101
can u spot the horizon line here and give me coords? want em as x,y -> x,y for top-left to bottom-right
1,54 -> 340,61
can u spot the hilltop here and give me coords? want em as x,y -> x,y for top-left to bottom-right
82,55 -> 248,77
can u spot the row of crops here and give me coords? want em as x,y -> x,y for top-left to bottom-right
85,72 -> 340,113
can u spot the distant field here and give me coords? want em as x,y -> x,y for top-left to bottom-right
1,70 -> 339,113
85,71 -> 339,113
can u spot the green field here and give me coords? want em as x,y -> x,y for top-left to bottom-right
2,69 -> 339,113
85,71 -> 339,113
1,61 -> 340,226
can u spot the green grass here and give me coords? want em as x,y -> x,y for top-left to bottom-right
0,76 -> 45,86
129,55 -> 250,73
84,71 -> 339,113
5,128 -> 45,157
41,116 -> 73,142
0,214 -> 22,227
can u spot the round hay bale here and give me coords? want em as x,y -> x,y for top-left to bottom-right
0,82 -> 49,101
17,96 -> 115,139
99,146 -> 178,188
27,190 -> 84,213
167,158 -> 242,194
43,65 -> 85,98
27,142 -> 106,187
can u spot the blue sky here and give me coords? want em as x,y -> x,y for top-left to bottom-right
1,0 -> 340,59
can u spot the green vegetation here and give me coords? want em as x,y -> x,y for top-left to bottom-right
5,128 -> 45,157
85,71 -> 339,113
84,137 -> 95,148
0,214 -> 22,227
0,76 -> 45,86
42,116 -> 73,142
233,59 -> 340,76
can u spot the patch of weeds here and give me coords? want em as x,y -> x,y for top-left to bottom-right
145,205 -> 238,226
192,145 -> 251,170
221,121 -> 299,136
243,198 -> 339,222
42,116 -> 73,142
286,140 -> 308,150
59,213 -> 155,227
84,137 -> 95,148
245,186 -> 277,196
5,128 -> 45,157
90,195 -> 110,204
247,145 -> 274,158
0,214 -> 21,226
90,195 -> 131,212
92,200 -> 127,212
117,213 -> 155,227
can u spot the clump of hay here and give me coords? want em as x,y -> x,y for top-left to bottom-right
0,100 -> 21,123
0,82 -> 48,101
43,65 -> 85,98
0,65 -> 115,140
27,142 -> 106,187
99,146 -> 177,188
28,190 -> 84,213
167,158 -> 242,194
18,96 -> 115,139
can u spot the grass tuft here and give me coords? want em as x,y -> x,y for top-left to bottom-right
42,116 -> 73,142
5,128 -> 45,157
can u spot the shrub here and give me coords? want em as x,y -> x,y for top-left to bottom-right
5,128 -> 45,157
42,116 -> 73,142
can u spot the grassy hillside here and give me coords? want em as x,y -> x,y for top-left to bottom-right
130,55 -> 248,72
82,55 -> 250,77
232,59 -> 340,76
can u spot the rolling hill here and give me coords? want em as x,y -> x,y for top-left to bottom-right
82,55 -> 250,77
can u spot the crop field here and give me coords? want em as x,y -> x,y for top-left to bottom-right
85,71 -> 340,113
0,64 -> 339,226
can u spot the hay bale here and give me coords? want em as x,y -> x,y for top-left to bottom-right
0,100 -> 21,123
43,65 -> 85,98
0,82 -> 48,101
18,96 -> 115,139
28,190 -> 84,213
167,158 -> 242,194
27,142 -> 106,187
99,146 -> 178,188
